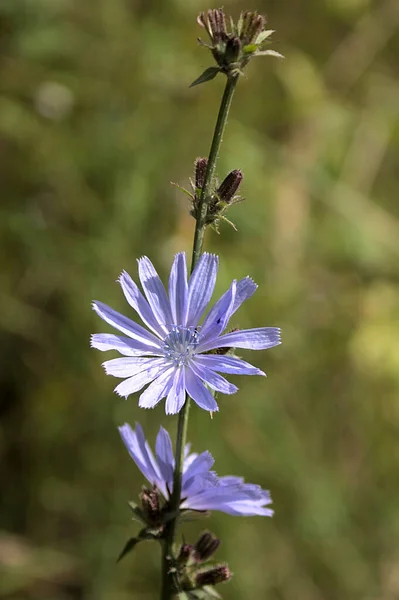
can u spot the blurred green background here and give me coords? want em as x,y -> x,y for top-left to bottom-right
1,0 -> 399,598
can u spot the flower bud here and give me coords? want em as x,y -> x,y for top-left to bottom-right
196,564 -> 232,587
178,543 -> 193,565
217,169 -> 243,203
194,157 -> 208,190
225,37 -> 242,66
193,532 -> 220,562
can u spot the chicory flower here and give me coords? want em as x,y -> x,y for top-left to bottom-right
92,252 -> 280,414
119,422 -> 273,517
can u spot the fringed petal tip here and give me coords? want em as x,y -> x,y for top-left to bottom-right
137,255 -> 150,265
244,275 -> 258,289
114,389 -> 130,400
117,269 -> 129,283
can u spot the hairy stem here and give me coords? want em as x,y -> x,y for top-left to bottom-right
191,74 -> 239,268
161,74 -> 239,600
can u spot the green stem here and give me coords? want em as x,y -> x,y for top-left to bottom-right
191,74 -> 239,268
161,74 -> 239,600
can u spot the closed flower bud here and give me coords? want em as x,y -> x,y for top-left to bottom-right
194,157 -> 208,190
178,543 -> 194,565
225,37 -> 241,66
196,564 -> 232,587
194,531 -> 220,562
217,170 -> 243,203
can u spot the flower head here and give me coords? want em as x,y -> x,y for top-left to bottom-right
92,252 -> 280,414
119,422 -> 273,517
190,8 -> 283,86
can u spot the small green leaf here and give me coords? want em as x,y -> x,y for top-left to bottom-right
197,37 -> 212,49
255,49 -> 284,58
117,537 -> 140,563
242,43 -> 258,54
128,501 -> 146,524
255,29 -> 275,44
170,182 -> 194,199
203,586 -> 222,599
190,67 -> 221,88
219,215 -> 238,231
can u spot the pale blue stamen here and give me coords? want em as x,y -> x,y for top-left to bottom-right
162,325 -> 200,366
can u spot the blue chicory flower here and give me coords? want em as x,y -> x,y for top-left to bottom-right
119,422 -> 273,517
92,252 -> 280,414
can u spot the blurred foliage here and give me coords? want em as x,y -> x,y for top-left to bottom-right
1,0 -> 399,598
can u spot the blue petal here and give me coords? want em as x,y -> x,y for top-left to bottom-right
137,257 -> 173,329
218,476 -> 244,486
186,253 -> 218,327
198,327 -> 281,352
118,423 -> 166,495
183,451 -> 214,481
168,253 -> 188,326
103,357 -> 165,378
199,280 -> 236,344
194,354 -> 265,376
138,367 -> 175,409
119,270 -> 167,337
185,369 -> 219,412
185,485 -> 273,516
91,333 -> 160,357
92,301 -> 162,351
114,363 -> 169,398
165,367 -> 186,415
231,276 -> 257,315
182,451 -> 215,495
189,361 -> 238,394
155,427 -> 174,488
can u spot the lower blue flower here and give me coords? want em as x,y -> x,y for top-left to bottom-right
119,422 -> 273,517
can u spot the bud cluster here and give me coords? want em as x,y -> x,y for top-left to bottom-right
180,157 -> 244,232
173,532 -> 231,597
191,8 -> 282,85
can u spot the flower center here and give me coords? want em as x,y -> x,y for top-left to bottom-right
163,326 -> 200,366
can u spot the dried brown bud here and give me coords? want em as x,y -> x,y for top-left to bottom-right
207,8 -> 227,43
194,532 -> 220,562
140,487 -> 162,525
241,11 -> 266,44
196,564 -> 232,587
194,157 -> 208,190
217,170 -> 243,203
194,8 -> 281,82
